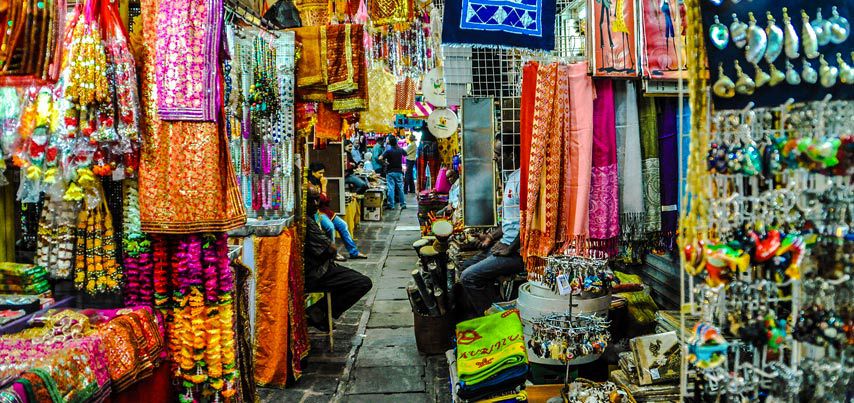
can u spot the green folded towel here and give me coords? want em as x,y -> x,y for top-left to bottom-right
456,310 -> 528,386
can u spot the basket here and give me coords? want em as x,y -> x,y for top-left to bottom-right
413,310 -> 453,355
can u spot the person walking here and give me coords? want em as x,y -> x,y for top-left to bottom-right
379,135 -> 407,210
404,134 -> 417,194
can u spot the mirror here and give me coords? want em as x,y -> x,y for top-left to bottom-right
461,97 -> 497,227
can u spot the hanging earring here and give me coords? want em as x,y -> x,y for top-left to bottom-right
828,6 -> 850,44
785,60 -> 801,85
782,8 -> 800,59
710,15 -> 730,50
811,8 -> 832,46
731,14 -> 748,48
768,62 -> 786,86
837,53 -> 854,84
801,59 -> 818,84
818,55 -> 838,87
752,62 -> 771,88
734,61 -> 756,95
765,12 -> 784,63
801,10 -> 819,59
746,12 -> 768,64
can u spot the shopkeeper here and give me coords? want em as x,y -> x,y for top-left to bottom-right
459,141 -> 523,318
304,189 -> 373,331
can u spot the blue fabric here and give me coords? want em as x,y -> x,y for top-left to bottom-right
457,364 -> 529,399
319,214 -> 360,256
442,0 -> 555,50
386,172 -> 406,208
500,169 -> 520,246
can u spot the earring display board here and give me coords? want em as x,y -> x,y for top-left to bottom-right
700,0 -> 852,110
461,97 -> 497,228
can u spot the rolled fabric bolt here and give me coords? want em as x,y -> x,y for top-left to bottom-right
412,269 -> 440,316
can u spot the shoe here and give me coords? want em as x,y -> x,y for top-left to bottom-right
335,253 -> 347,262
401,205 -> 407,210
350,252 -> 368,259
383,206 -> 394,210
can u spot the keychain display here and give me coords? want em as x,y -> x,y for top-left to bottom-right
538,255 -> 616,297
528,313 -> 610,362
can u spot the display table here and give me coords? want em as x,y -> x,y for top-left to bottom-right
0,295 -> 75,335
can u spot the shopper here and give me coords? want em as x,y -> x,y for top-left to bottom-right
404,134 -> 418,194
371,137 -> 386,177
308,163 -> 369,260
304,189 -> 373,331
459,145 -> 523,318
344,140 -> 369,194
379,135 -> 407,210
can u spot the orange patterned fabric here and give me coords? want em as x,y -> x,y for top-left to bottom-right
293,26 -> 328,88
369,0 -> 411,25
295,0 -> 330,26
315,102 -> 343,140
393,77 -> 415,114
137,0 -> 245,234
254,229 -> 309,386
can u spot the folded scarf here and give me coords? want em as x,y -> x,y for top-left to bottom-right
293,26 -> 327,88
456,310 -> 528,387
589,79 -> 619,256
457,364 -> 529,400
639,97 -> 661,235
471,389 -> 529,403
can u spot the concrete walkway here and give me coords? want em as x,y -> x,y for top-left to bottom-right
258,194 -> 452,403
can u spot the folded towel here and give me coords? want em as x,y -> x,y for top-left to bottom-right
457,364 -> 529,400
456,310 -> 528,387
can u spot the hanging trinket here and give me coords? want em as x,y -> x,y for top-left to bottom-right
752,62 -> 771,88
785,60 -> 801,85
768,62 -> 786,86
713,64 -> 736,98
818,55 -> 838,87
801,10 -> 819,59
782,8 -> 800,59
801,58 -> 818,84
746,12 -> 768,64
710,15 -> 729,50
765,12 -> 784,63
734,61 -> 756,94
731,14 -> 749,48
837,52 -> 854,84
811,8 -> 833,46
827,6 -> 850,44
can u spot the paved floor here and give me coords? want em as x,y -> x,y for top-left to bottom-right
258,194 -> 452,403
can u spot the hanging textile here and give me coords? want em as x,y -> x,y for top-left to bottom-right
254,229 -> 309,386
294,0 -> 329,26
562,62 -> 594,252
359,66 -> 395,132
369,0 -> 411,26
139,0 -> 246,233
588,79 -> 619,256
326,24 -> 359,93
393,77 -> 416,115
155,0 -> 222,121
232,260 -> 257,402
615,81 -> 644,260
315,102 -> 343,140
659,99 -> 679,249
293,26 -> 328,88
331,44 -> 368,112
0,184 -> 13,261
519,61 -> 537,214
639,97 -> 661,235
437,134 -> 460,167
441,0 -> 556,50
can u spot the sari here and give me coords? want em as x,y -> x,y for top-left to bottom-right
155,0 -> 222,121
331,28 -> 367,112
519,61 -> 537,214
315,102 -> 343,141
588,79 -> 619,256
139,0 -> 245,233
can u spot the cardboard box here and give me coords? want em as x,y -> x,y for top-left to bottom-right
363,190 -> 384,208
363,206 -> 382,221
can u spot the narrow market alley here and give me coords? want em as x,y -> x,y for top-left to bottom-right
258,194 -> 451,403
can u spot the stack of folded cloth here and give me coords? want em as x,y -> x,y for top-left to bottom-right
0,263 -> 50,295
618,352 -> 639,384
610,369 -> 683,402
455,310 -> 529,402
655,311 -> 698,340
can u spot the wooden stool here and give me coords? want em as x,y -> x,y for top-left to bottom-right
305,292 -> 334,351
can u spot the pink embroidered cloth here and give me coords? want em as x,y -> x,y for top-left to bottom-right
589,79 -> 620,254
563,62 -> 594,247
155,0 -> 222,121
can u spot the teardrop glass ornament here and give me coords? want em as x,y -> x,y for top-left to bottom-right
782,8 -> 800,59
713,64 -> 736,98
731,14 -> 748,48
837,53 -> 854,84
801,59 -> 818,84
828,6 -> 850,44
734,61 -> 756,95
785,60 -> 801,85
745,12 -> 767,64
765,12 -> 784,63
818,55 -> 838,87
768,63 -> 786,86
753,62 -> 771,88
801,10 -> 819,59
812,8 -> 832,46
709,15 -> 730,50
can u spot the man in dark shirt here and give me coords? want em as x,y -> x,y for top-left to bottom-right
304,190 -> 373,330
379,135 -> 407,210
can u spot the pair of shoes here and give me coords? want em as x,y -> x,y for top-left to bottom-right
401,205 -> 407,210
334,253 -> 347,262
350,252 -> 368,259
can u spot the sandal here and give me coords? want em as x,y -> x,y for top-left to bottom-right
335,253 -> 347,262
350,253 -> 368,259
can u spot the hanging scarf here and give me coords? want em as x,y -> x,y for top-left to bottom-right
360,66 -> 395,132
294,0 -> 329,26
369,0 -> 412,26
659,99 -> 679,250
519,61 -> 537,215
293,26 -> 327,88
331,39 -> 368,112
640,97 -> 661,235
562,62 -> 594,253
589,79 -> 619,256
155,0 -> 222,121
615,81 -> 644,261
326,24 -> 359,93
315,102 -> 343,140
254,229 -> 309,386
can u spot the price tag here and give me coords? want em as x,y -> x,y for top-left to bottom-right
556,274 -> 572,295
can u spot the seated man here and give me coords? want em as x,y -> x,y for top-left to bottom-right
459,167 -> 523,318
344,140 -> 369,194
304,190 -> 373,331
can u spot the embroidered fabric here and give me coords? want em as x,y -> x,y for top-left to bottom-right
588,164 -> 620,240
